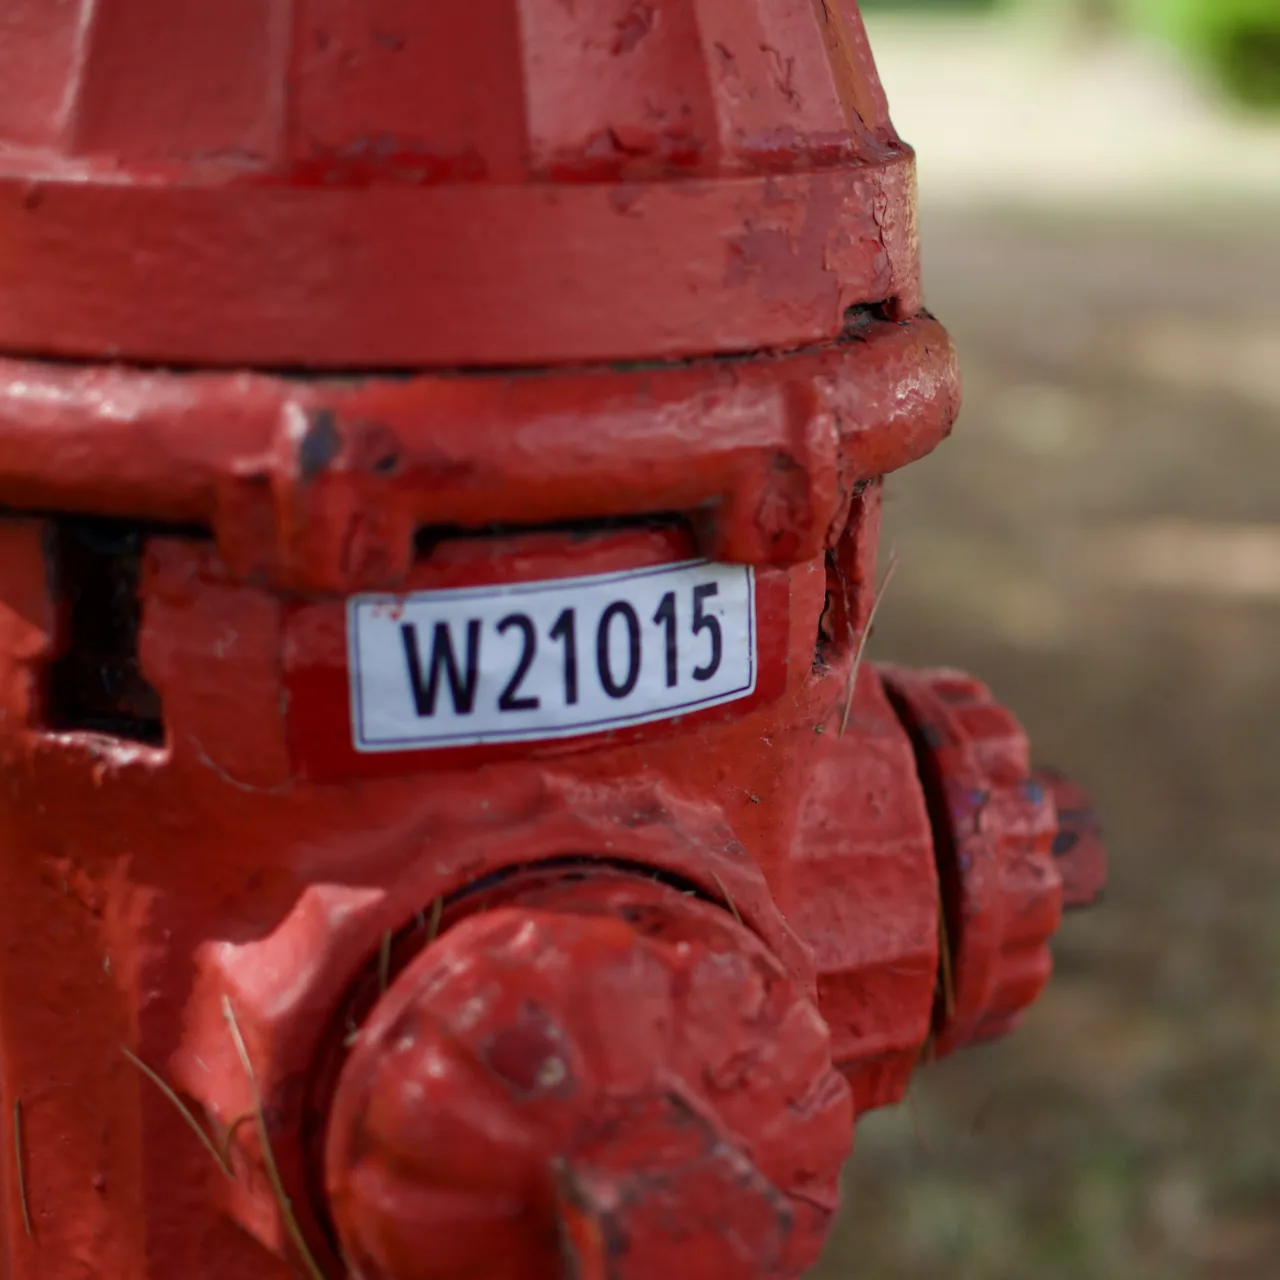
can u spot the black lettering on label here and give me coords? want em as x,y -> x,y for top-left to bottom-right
597,601 -> 641,699
401,620 -> 481,717
653,591 -> 678,689
691,583 -> 723,682
497,613 -> 540,712
549,607 -> 579,706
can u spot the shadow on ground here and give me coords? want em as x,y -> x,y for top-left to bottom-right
811,208 -> 1280,1280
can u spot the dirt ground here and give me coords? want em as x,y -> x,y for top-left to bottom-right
811,208 -> 1280,1279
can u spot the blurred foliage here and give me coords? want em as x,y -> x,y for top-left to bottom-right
860,0 -> 1280,109
1125,0 -> 1280,107
858,1 -> 997,7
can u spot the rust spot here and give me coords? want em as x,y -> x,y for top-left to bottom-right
618,802 -> 667,828
349,421 -> 404,477
762,45 -> 801,106
601,128 -> 647,159
483,1013 -> 574,1100
612,2 -> 656,55
298,409 -> 342,481
840,303 -> 886,340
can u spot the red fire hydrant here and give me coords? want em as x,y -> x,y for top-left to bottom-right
0,4 -> 1105,1278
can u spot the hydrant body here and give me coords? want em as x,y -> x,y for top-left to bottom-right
0,4 -> 1104,1278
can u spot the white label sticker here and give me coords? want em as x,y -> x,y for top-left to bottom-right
348,560 -> 757,752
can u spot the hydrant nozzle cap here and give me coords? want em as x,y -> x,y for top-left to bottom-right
324,875 -> 852,1280
878,665 -> 1108,1058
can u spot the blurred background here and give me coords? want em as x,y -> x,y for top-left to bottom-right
813,2 -> 1280,1278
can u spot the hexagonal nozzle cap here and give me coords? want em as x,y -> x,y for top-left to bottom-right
879,665 -> 1108,1058
324,874 -> 852,1280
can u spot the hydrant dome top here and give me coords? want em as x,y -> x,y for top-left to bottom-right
5,0 -> 899,176
0,0 -> 923,369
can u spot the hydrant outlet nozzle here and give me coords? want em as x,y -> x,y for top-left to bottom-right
324,872 -> 853,1280
878,666 -> 1107,1057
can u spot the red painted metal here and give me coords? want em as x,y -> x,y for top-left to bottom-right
325,873 -> 852,1280
0,0 -> 916,369
0,4 -> 1105,1279
879,667 -> 1066,1057
0,314 -> 959,593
